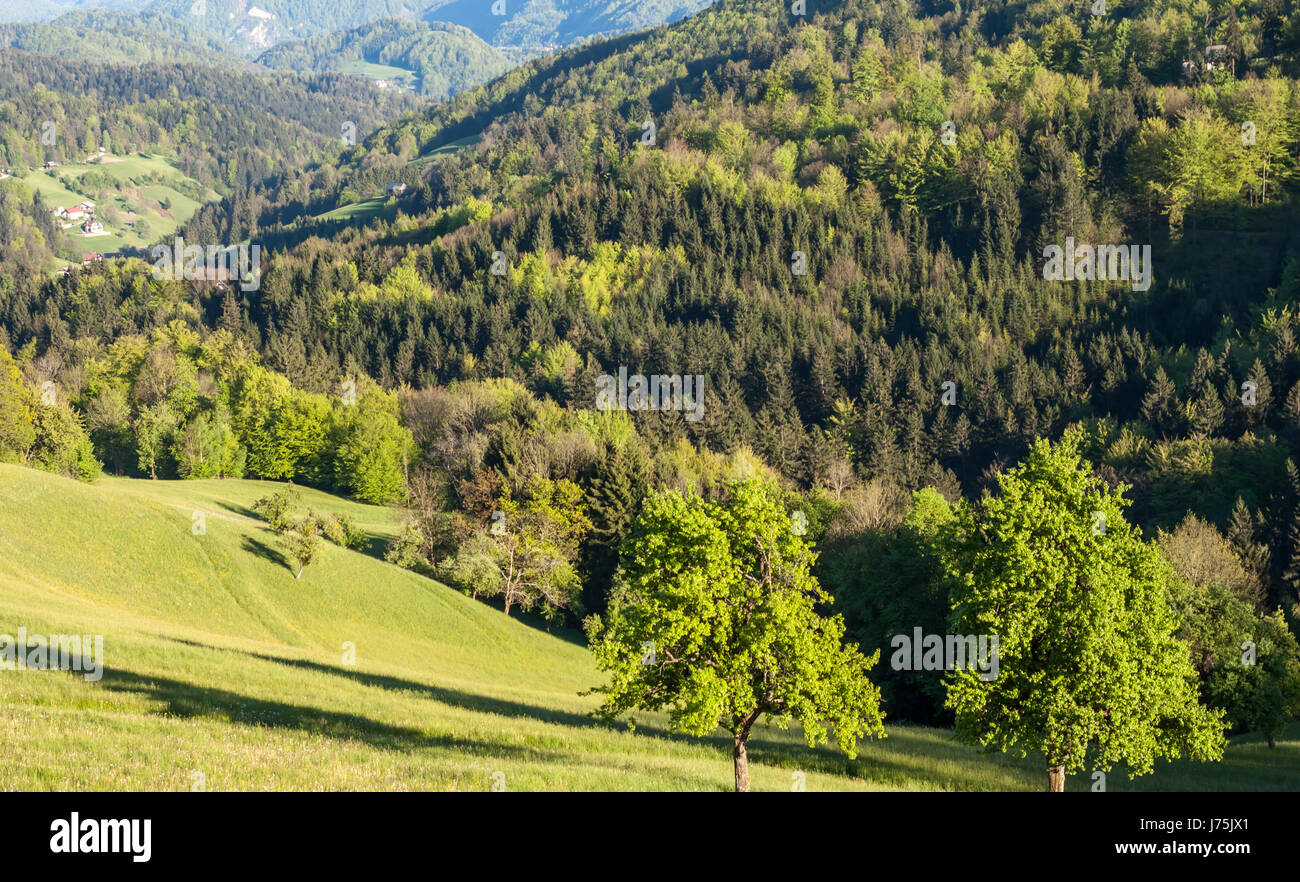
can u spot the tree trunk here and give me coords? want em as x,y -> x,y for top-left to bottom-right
1047,765 -> 1065,792
1268,734 -> 1276,749
295,565 -> 303,580
733,735 -> 750,793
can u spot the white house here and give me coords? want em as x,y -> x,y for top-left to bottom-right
82,220 -> 104,234
387,182 -> 408,196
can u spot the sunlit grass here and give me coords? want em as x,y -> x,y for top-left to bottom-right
0,464 -> 1296,791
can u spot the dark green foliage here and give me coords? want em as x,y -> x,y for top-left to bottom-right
821,488 -> 955,724
580,442 -> 648,614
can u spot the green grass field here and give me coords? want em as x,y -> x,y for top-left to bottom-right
20,153 -> 216,257
339,59 -> 421,92
317,135 -> 482,224
0,463 -> 1296,791
413,134 -> 482,164
316,196 -> 392,223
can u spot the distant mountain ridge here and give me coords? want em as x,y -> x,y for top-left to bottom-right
422,0 -> 717,59
19,0 -> 714,57
0,0 -> 149,24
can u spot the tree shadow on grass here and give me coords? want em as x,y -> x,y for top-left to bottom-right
216,501 -> 260,520
166,636 -> 650,735
240,536 -> 290,573
159,637 -> 893,782
94,665 -> 538,761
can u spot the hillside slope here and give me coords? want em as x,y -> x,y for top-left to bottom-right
0,465 -> 856,790
257,18 -> 510,99
1,464 -> 1297,791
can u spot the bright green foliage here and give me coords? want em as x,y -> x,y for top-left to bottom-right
252,487 -> 298,533
439,477 -> 590,620
228,364 -> 329,482
132,401 -> 177,480
435,530 -> 504,599
333,388 -> 413,504
171,410 -> 243,479
386,521 -> 431,573
945,436 -> 1227,785
0,349 -> 36,460
29,403 -> 100,482
588,480 -> 885,788
331,512 -> 369,552
280,513 -> 323,580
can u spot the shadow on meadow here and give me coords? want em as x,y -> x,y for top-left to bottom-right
240,535 -> 290,572
156,637 -> 902,786
94,665 -> 539,761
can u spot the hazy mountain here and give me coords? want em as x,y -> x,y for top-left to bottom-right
0,9 -> 247,65
113,0 -> 711,57
422,0 -> 716,58
0,0 -> 148,24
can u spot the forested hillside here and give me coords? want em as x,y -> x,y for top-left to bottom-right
257,18 -> 511,99
5,0 -> 1300,745
0,49 -> 419,186
0,47 -> 421,277
0,9 -> 246,65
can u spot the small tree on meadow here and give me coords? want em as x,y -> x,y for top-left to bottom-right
252,487 -> 297,532
587,480 -> 886,792
280,513 -> 322,580
945,436 -> 1227,791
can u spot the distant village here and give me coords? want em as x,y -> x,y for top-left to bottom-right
53,200 -> 104,236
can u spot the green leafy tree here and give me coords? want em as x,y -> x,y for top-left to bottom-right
30,402 -> 100,481
587,480 -> 886,792
945,436 -> 1227,791
0,349 -> 36,460
850,41 -> 885,104
280,514 -> 323,580
435,529 -> 504,600
133,401 -> 177,479
171,411 -> 240,479
252,487 -> 298,533
333,391 -> 412,504
1169,579 -> 1300,749
83,385 -> 135,475
442,478 -> 590,620
386,521 -> 432,574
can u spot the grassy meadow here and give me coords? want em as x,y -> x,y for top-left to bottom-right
339,59 -> 421,92
20,153 -> 215,257
0,463 -> 1296,791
